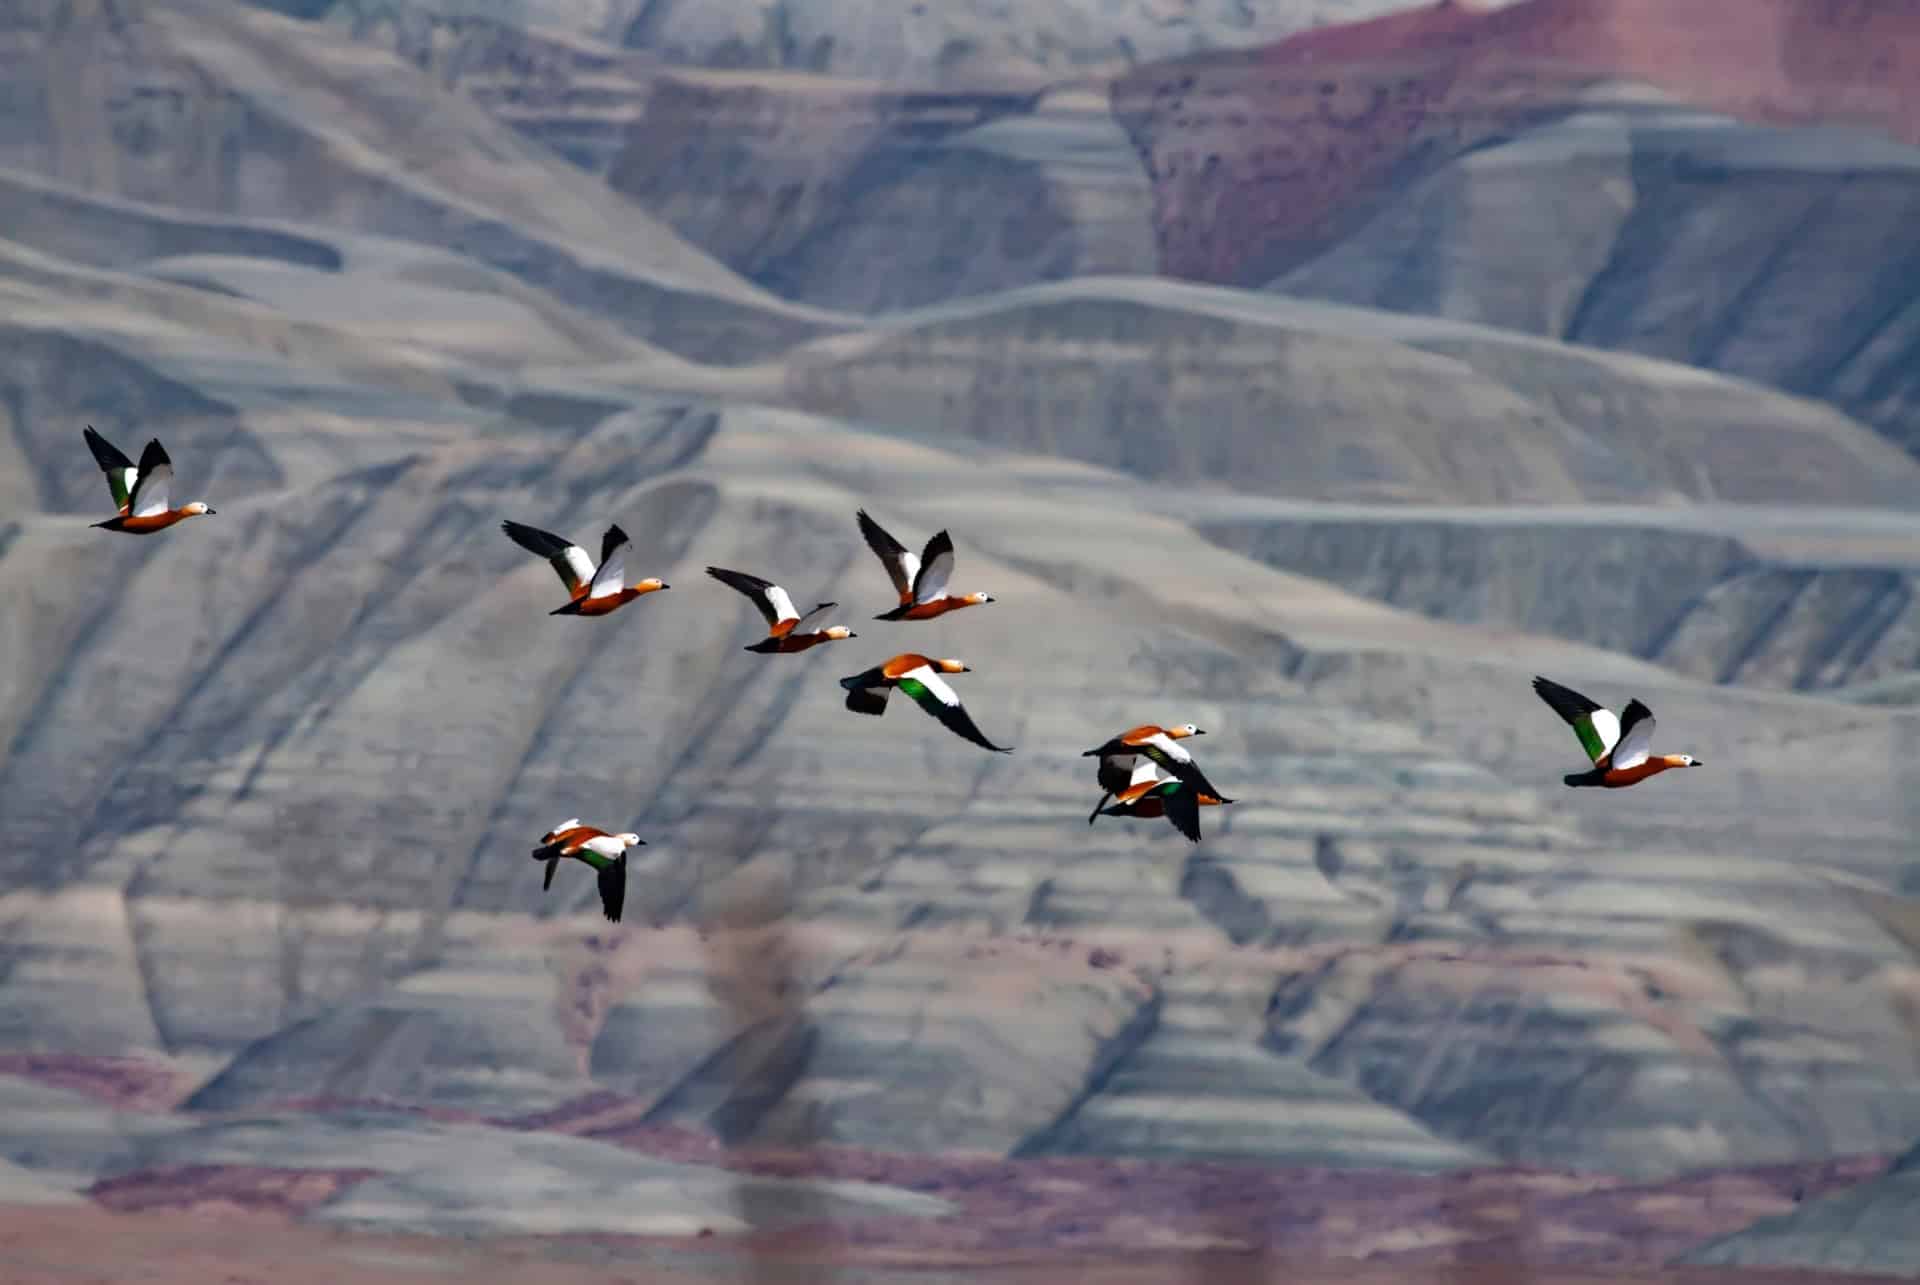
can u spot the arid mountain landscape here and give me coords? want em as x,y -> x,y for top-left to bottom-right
3,0 -> 1920,1280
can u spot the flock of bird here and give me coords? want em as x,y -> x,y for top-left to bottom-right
80,427 -> 1705,923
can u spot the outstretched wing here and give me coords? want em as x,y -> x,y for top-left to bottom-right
791,601 -> 838,635
586,524 -> 630,598
1093,753 -> 1137,796
707,566 -> 797,630
841,666 -> 892,716
1609,699 -> 1657,771
1160,782 -> 1203,843
857,509 -> 919,605
126,439 -> 174,519
1531,675 -> 1621,765
910,530 -> 956,604
597,854 -> 626,923
83,426 -> 138,512
503,521 -> 595,595
1129,757 -> 1169,788
1139,741 -> 1227,801
895,665 -> 1012,752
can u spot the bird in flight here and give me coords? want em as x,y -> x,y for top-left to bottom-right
1532,675 -> 1703,788
501,520 -> 668,617
1092,761 -> 1231,843
856,510 -> 995,621
530,819 -> 642,922
839,653 -> 1012,752
84,427 -> 215,533
706,566 -> 856,653
1082,723 -> 1228,812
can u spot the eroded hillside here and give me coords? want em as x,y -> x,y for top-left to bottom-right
2,0 -> 1919,1277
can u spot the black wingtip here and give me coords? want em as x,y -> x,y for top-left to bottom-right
82,424 -> 133,471
605,522 -> 629,545
599,853 -> 626,924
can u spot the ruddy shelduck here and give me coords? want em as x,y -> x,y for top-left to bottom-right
706,566 -> 856,653
1094,761 -> 1231,844
839,653 -> 1012,752
856,510 -> 995,621
530,819 -> 642,922
1532,675 -> 1703,789
502,520 -> 669,617
1082,723 -> 1229,813
84,427 -> 215,533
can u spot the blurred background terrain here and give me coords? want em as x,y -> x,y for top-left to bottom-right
4,0 -> 1920,1278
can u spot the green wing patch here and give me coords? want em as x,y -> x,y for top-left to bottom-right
897,676 -> 932,704
1573,715 -> 1607,763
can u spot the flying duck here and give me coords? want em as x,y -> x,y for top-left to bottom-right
839,653 -> 1012,752
84,428 -> 215,533
1093,764 -> 1231,844
1082,723 -> 1229,808
706,566 -> 856,653
502,520 -> 668,617
530,819 -> 641,922
856,509 -> 995,621
1532,675 -> 1703,788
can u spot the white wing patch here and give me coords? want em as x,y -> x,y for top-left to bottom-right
549,817 -> 581,836
1610,713 -> 1656,771
792,602 -> 837,634
1589,708 -> 1622,758
1143,732 -> 1194,765
113,467 -> 138,512
588,543 -> 627,598
1129,757 -> 1169,787
896,551 -> 922,598
581,833 -> 627,859
914,551 -> 954,603
129,461 -> 173,518
558,547 -> 596,593
766,583 -> 800,625
903,665 -> 960,706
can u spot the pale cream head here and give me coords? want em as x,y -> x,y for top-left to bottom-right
936,658 -> 970,674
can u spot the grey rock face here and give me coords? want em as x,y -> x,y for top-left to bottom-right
1686,1142 -> 1920,1275
1199,507 -> 1920,694
1278,106 -> 1920,461
2,2 -> 1920,1273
